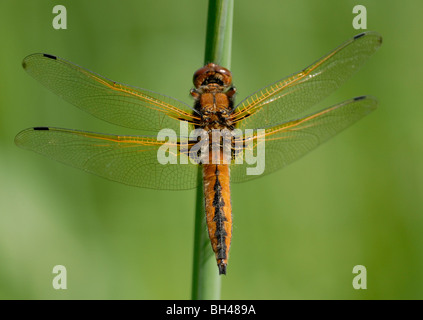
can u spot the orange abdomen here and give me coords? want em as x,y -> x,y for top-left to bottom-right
203,162 -> 232,275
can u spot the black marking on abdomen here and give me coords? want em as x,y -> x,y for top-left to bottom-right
212,165 -> 228,266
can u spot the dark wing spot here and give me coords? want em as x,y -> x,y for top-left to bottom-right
354,96 -> 366,101
354,32 -> 366,40
33,127 -> 50,131
43,54 -> 57,60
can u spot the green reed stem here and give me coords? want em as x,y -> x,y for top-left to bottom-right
191,0 -> 234,300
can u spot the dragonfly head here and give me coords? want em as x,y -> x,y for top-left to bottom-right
193,63 -> 232,89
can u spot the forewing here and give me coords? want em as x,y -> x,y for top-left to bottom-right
22,53 -> 198,132
233,32 -> 382,130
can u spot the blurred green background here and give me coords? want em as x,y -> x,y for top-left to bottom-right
0,0 -> 422,299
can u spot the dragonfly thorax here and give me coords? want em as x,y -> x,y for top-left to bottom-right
191,63 -> 236,130
192,91 -> 235,130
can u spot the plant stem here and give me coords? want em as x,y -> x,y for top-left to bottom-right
204,0 -> 234,69
191,0 -> 234,300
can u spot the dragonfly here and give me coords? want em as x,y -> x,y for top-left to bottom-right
15,31 -> 382,275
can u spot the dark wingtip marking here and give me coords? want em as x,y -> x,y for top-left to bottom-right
34,127 -> 50,131
354,32 -> 366,40
43,54 -> 57,60
354,96 -> 366,101
218,262 -> 227,275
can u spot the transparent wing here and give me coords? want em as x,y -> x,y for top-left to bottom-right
15,127 -> 199,190
232,32 -> 382,130
231,96 -> 377,183
22,53 -> 199,132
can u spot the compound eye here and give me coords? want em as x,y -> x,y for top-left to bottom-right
193,66 -> 209,81
214,66 -> 232,85
192,63 -> 233,87
193,67 -> 207,87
